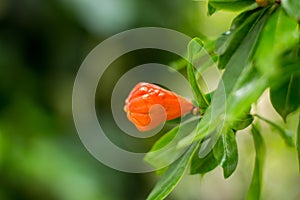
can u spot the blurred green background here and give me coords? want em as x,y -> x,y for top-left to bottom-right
0,0 -> 299,199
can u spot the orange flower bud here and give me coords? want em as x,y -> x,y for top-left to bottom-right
124,82 -> 194,131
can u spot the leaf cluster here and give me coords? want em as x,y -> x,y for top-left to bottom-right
145,1 -> 300,199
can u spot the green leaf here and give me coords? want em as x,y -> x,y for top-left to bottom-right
254,114 -> 294,147
220,7 -> 269,92
255,7 -> 299,77
215,7 -> 261,54
269,43 -> 300,120
270,74 -> 300,121
220,10 -> 270,121
213,129 -> 238,178
187,38 -> 209,108
146,142 -> 200,200
144,117 -> 200,169
213,136 -> 224,164
231,107 -> 254,130
297,113 -> 300,173
209,0 -> 256,11
277,43 -> 300,82
179,9 -> 270,149
216,7 -> 267,69
282,0 -> 300,21
169,40 -> 216,72
226,65 -> 268,119
190,147 -> 219,175
246,125 -> 266,200
208,3 -> 217,16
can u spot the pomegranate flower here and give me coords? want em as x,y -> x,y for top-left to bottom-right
124,82 -> 194,131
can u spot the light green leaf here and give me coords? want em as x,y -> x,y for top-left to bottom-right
226,66 -> 269,122
246,125 -> 266,200
282,0 -> 300,21
169,40 -> 216,72
187,38 -> 209,108
146,142 -> 200,200
144,117 -> 200,169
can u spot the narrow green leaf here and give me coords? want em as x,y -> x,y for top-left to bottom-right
190,149 -> 219,175
146,142 -> 200,200
213,135 -> 225,165
246,125 -> 266,200
270,74 -> 300,121
144,117 -> 200,169
209,0 -> 256,11
187,38 -> 209,108
220,7 -> 269,92
297,113 -> 300,173
220,10 -> 270,121
213,129 -> 238,178
215,7 -> 262,55
282,0 -> 300,21
254,114 -> 294,147
216,7 -> 267,69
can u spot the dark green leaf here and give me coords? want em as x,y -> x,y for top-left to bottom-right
231,108 -> 254,130
216,7 -> 267,69
215,7 -> 261,54
270,43 -> 300,119
254,114 -> 294,147
213,129 -> 238,178
190,148 -> 219,175
297,113 -> 300,173
144,117 -> 199,169
209,0 -> 256,11
208,3 -> 217,16
146,142 -> 200,200
213,135 -> 224,164
219,7 -> 269,92
282,0 -> 300,21
187,38 -> 209,108
277,43 -> 300,82
270,74 -> 300,121
246,125 -> 266,200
